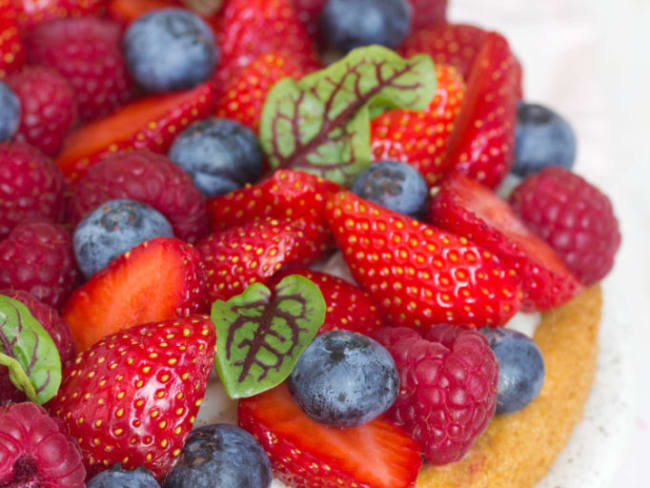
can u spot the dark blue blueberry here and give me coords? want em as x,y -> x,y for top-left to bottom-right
289,330 -> 399,427
163,424 -> 272,488
168,118 -> 263,197
123,8 -> 218,93
74,199 -> 174,278
513,102 -> 577,177
0,81 -> 20,142
351,160 -> 428,218
87,464 -> 160,488
320,0 -> 412,53
481,328 -> 546,415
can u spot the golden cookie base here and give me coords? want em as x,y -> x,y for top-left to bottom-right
417,285 -> 602,488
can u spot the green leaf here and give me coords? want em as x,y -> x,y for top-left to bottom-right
260,45 -> 436,185
211,275 -> 326,399
0,295 -> 62,404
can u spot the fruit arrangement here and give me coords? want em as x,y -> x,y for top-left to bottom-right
0,0 -> 621,487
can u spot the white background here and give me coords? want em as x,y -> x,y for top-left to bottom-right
450,0 -> 650,485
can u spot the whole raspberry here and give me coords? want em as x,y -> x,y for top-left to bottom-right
0,142 -> 66,239
509,166 -> 621,285
0,402 -> 85,487
68,150 -> 210,243
26,17 -> 135,122
0,290 -> 76,405
0,221 -> 80,308
5,66 -> 77,156
373,325 -> 498,465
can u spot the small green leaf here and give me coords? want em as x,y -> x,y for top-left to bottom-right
0,295 -> 62,404
211,275 -> 326,399
260,45 -> 436,184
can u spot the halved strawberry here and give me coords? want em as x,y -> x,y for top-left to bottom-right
63,237 -> 208,352
14,0 -> 104,30
370,63 -> 466,187
56,81 -> 216,180
325,191 -> 522,328
238,383 -> 422,488
429,172 -> 583,310
0,0 -> 24,78
267,268 -> 384,336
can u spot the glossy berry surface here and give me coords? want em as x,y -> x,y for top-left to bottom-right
513,102 -> 577,177
481,328 -> 545,415
321,0 -> 412,53
0,402 -> 85,487
168,118 -> 263,197
373,325 -> 498,465
0,81 -> 20,142
163,424 -> 272,488
289,330 -> 398,427
74,199 -> 174,279
124,8 -> 218,93
351,160 -> 429,218
87,465 -> 160,488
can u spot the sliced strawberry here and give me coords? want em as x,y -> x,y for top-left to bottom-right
429,172 -> 583,310
443,32 -> 521,188
408,0 -> 447,31
107,0 -> 183,24
326,191 -> 522,328
268,268 -> 384,336
63,237 -> 208,352
370,63 -> 466,187
56,81 -> 216,180
14,0 -> 104,30
239,383 -> 422,488
0,1 -> 24,78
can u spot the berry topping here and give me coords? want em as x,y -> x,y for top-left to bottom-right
482,328 -> 545,415
168,118 -> 263,197
68,149 -> 209,243
320,0 -> 412,53
13,0 -> 104,30
0,141 -> 66,239
289,330 -> 399,427
0,1 -> 25,78
124,8 -> 218,93
509,166 -> 621,285
408,0 -> 447,31
87,465 -> 160,488
0,221 -> 79,308
0,81 -> 20,141
73,199 -> 174,279
351,160 -> 429,218
5,66 -> 77,156
63,236 -> 207,352
49,316 -> 216,480
293,0 -> 327,36
373,324 -> 498,465
163,424 -> 272,488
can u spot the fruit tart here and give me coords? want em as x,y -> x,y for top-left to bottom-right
0,0 -> 621,487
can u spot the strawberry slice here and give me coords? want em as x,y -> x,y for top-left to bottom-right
63,237 -> 208,352
56,81 -> 216,180
0,0 -> 24,78
443,32 -> 521,188
238,383 -> 422,488
370,63 -> 466,187
14,0 -> 104,30
429,172 -> 583,310
326,191 -> 522,328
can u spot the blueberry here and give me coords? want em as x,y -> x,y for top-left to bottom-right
481,328 -> 545,415
87,464 -> 159,488
168,118 -> 263,197
289,330 -> 399,427
74,199 -> 174,278
351,161 -> 428,218
0,81 -> 20,142
163,424 -> 272,488
321,0 -> 412,53
513,102 -> 577,177
123,8 -> 218,93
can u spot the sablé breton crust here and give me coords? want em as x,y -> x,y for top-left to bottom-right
417,285 -> 602,488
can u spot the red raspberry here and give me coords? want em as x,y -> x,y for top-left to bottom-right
26,17 -> 135,122
5,66 -> 77,156
509,166 -> 621,285
0,142 -> 66,239
68,150 -> 210,243
0,402 -> 85,487
0,221 -> 80,308
373,325 -> 498,465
